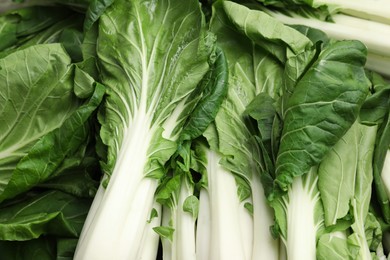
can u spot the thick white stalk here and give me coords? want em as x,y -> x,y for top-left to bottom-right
239,197 -> 254,260
161,205 -> 173,260
313,0 -> 390,25
269,11 -> 390,57
366,53 -> 390,78
136,202 -> 162,260
76,184 -> 105,248
251,173 -> 279,260
172,177 -> 196,260
196,189 -> 211,260
74,111 -> 158,260
207,150 -> 251,260
284,169 -> 321,260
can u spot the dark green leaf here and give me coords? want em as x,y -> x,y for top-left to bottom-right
0,190 -> 92,240
275,40 -> 370,191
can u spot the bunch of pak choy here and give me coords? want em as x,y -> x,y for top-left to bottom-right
0,0 -> 389,259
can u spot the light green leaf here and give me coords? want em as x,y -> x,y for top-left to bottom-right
0,81 -> 104,202
318,122 -> 359,226
349,123 -> 378,260
317,233 -> 358,260
153,226 -> 175,242
97,0 -> 211,173
183,195 -> 199,219
223,1 -> 312,62
0,44 -> 80,198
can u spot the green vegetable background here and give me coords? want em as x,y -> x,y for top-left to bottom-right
0,0 -> 389,259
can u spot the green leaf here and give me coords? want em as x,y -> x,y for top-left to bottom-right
372,105 -> 390,223
57,238 -> 78,260
317,233 -> 358,260
0,80 -> 104,202
73,64 -> 96,98
223,1 -> 312,62
147,208 -> 159,224
83,0 -> 114,31
318,122 -> 359,226
289,24 -> 330,46
0,14 -> 84,59
0,190 -> 92,240
182,195 -> 199,219
0,44 -> 80,198
206,0 -> 284,183
179,47 -> 229,142
59,28 -> 83,62
365,212 -> 383,252
275,40 -> 370,191
97,0 -> 211,173
153,226 -> 175,242
155,174 -> 181,207
245,93 -> 280,144
349,123 -> 378,260
244,202 -> 254,215
0,6 -> 72,52
360,84 -> 390,125
0,236 -> 55,260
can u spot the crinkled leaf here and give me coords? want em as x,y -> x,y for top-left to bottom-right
275,40 -> 370,190
0,78 -> 104,202
0,44 -> 80,199
0,190 -> 92,240
365,212 -> 383,252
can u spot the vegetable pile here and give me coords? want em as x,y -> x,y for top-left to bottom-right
0,0 -> 389,259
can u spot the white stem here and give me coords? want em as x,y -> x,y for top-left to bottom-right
239,196 -> 254,260
76,183 -> 105,248
161,205 -> 173,260
196,189 -> 211,260
251,173 -> 279,260
74,112 -> 159,260
173,177 -> 196,260
136,202 -> 162,260
284,170 -> 320,260
207,150 -> 251,260
366,52 -> 390,78
314,0 -> 390,25
269,11 -> 390,57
